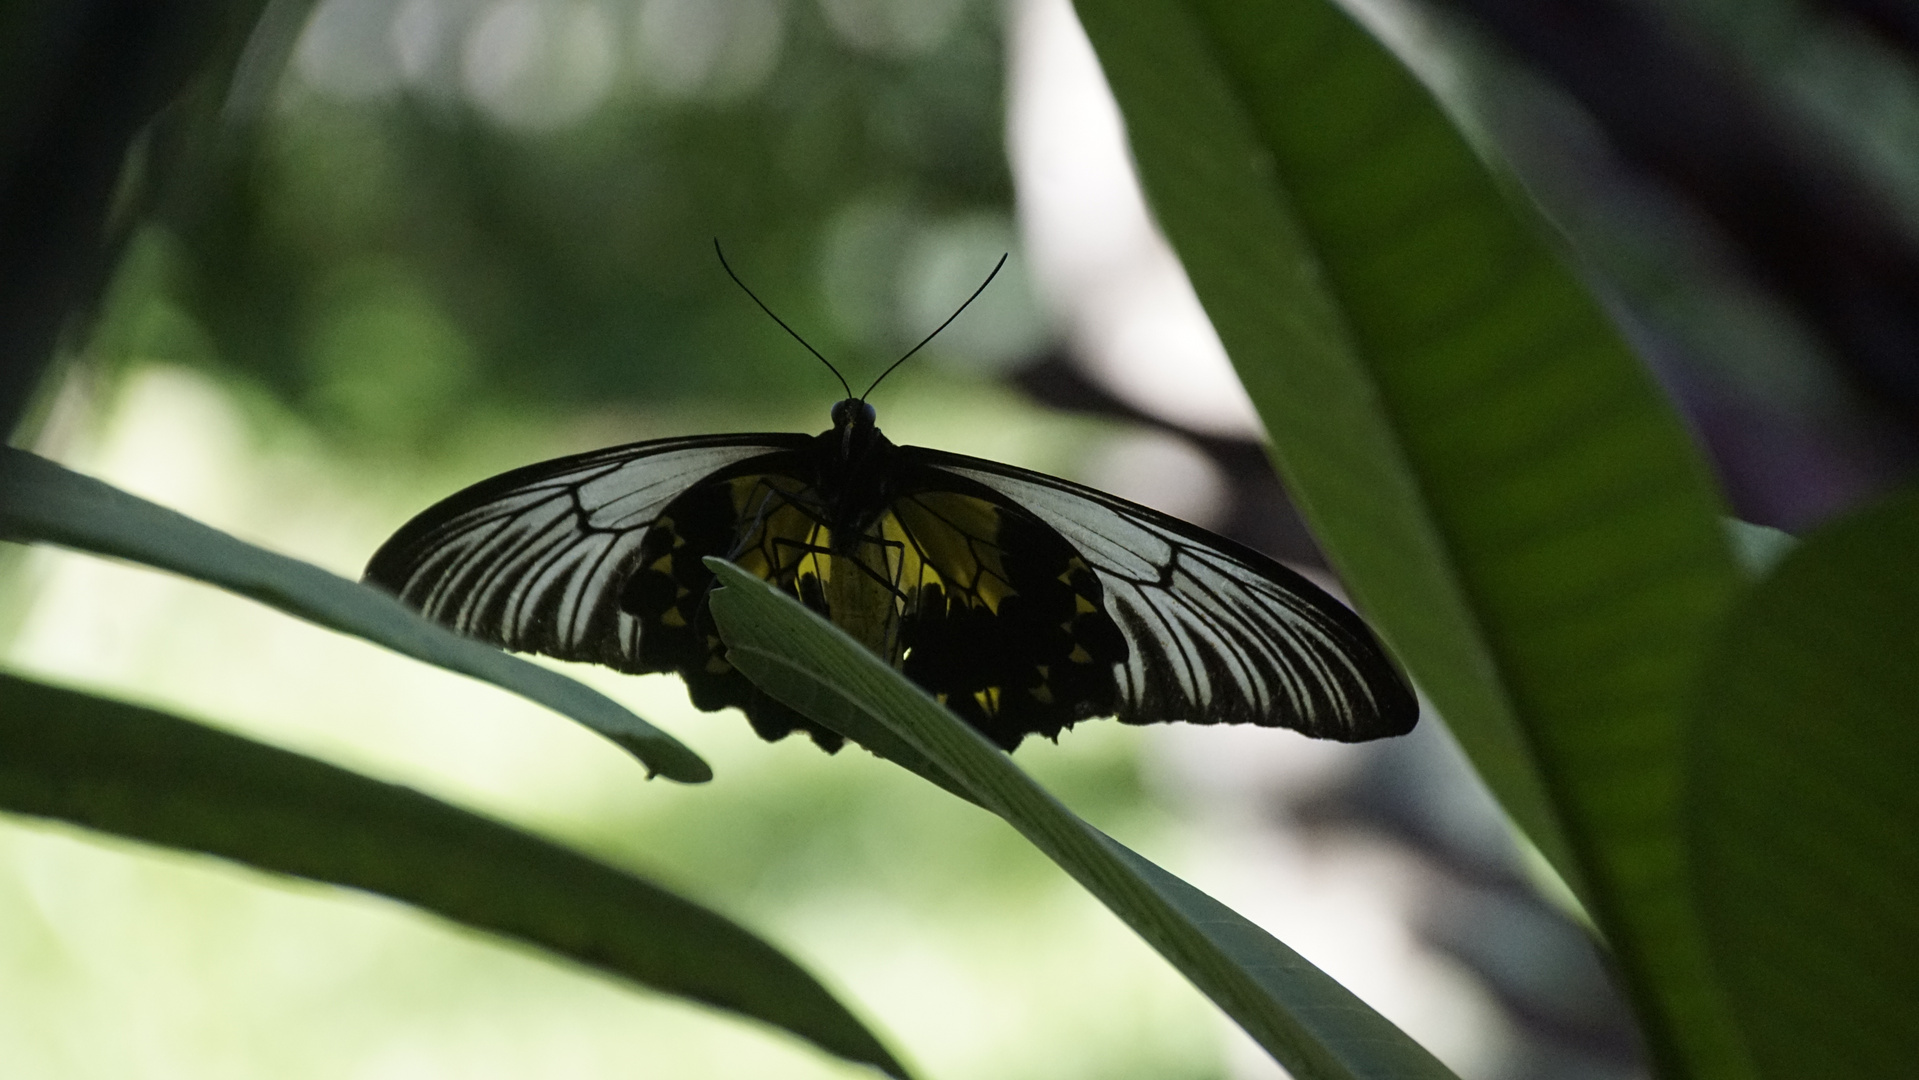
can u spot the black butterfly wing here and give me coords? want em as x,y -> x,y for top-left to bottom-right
868,479 -> 1130,749
364,434 -> 810,671
617,459 -> 851,747
904,447 -> 1418,741
364,427 -> 1415,750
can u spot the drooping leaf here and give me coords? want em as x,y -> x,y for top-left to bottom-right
1068,1 -> 1748,1074
0,671 -> 909,1078
706,558 -> 1458,1080
0,447 -> 709,782
1689,489 -> 1919,1080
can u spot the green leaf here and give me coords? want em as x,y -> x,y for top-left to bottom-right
0,671 -> 910,1077
705,558 -> 1458,1080
1689,489 -> 1919,1080
0,447 -> 709,783
1068,1 -> 1748,1074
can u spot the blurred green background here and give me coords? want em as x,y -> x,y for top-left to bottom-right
108,0 -> 1044,451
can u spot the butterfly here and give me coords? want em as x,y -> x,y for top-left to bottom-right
364,247 -> 1418,752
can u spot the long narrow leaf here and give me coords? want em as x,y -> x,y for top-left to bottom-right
1068,1 -> 1748,1075
0,447 -> 709,782
706,559 -> 1458,1080
0,671 -> 909,1079
1689,490 -> 1919,1080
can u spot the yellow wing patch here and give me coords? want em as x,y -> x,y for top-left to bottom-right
719,478 -> 1026,661
628,466 -> 1126,752
890,491 -> 1016,613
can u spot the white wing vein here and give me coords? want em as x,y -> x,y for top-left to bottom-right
366,439 -> 797,670
932,458 -> 1410,739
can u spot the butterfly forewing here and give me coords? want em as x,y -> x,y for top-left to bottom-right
912,449 -> 1417,741
883,483 -> 1126,748
364,435 -> 807,668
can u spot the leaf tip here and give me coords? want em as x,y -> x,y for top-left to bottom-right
603,733 -> 712,784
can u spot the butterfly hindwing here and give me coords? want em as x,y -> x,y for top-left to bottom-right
619,461 -> 842,745
882,482 -> 1127,748
909,448 -> 1418,741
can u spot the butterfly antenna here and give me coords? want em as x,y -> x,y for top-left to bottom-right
860,252 -> 1008,400
714,239 -> 853,400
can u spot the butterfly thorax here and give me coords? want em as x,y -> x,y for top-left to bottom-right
792,401 -> 908,660
808,398 -> 899,551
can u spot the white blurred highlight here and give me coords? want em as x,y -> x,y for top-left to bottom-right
462,0 -> 618,130
296,0 -> 408,100
632,0 -> 784,101
820,0 -> 968,58
300,0 -> 789,115
1080,429 -> 1228,530
1008,0 -> 1264,437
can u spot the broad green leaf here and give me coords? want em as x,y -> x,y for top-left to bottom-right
0,447 -> 709,782
706,559 -> 1458,1080
0,671 -> 910,1079
1689,489 -> 1919,1080
1069,1 -> 1748,1074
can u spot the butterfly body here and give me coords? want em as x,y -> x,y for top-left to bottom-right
366,400 -> 1417,752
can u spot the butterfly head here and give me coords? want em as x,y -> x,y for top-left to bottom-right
831,397 -> 877,431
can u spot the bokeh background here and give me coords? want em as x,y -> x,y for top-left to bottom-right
6,0 -> 1918,1076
